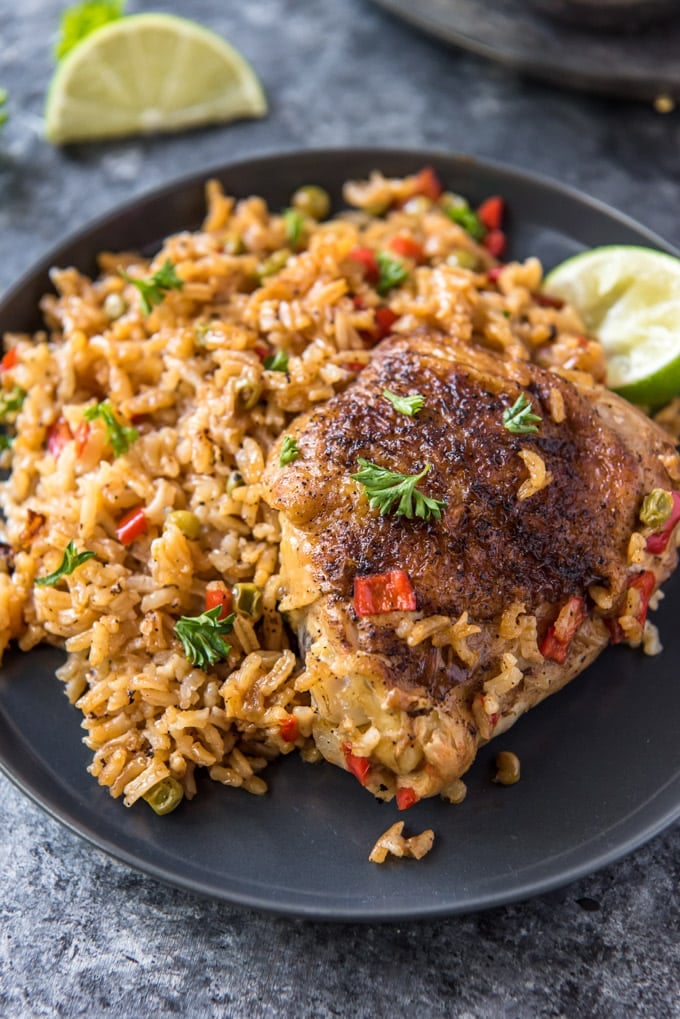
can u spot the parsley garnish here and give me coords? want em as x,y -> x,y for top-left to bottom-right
283,208 -> 305,251
55,0 -> 126,61
382,389 -> 425,417
446,205 -> 485,241
0,386 -> 26,422
376,252 -> 409,296
502,393 -> 542,435
83,401 -> 138,457
279,435 -> 300,466
0,89 -> 8,130
351,458 -> 446,521
120,258 -> 183,315
174,606 -> 235,671
264,349 -> 289,372
35,541 -> 97,587
0,434 -> 13,451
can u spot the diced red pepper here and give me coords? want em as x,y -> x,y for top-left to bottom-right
411,166 -> 443,201
646,491 -> 680,555
396,786 -> 420,811
341,361 -> 368,373
348,246 -> 379,284
532,292 -> 565,310
477,196 -> 504,231
47,418 -> 72,457
388,235 -> 424,262
354,569 -> 417,617
540,596 -> 586,664
487,265 -> 505,283
607,570 -> 656,645
374,306 -> 398,338
115,506 -> 148,545
0,348 -> 18,372
74,420 -> 90,457
483,229 -> 507,259
279,715 -> 299,743
254,343 -> 271,361
205,585 -> 233,620
342,742 -> 371,785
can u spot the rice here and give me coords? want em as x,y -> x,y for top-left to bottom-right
0,167 -> 603,813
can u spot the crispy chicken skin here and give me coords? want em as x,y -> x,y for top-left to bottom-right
263,334 -> 680,803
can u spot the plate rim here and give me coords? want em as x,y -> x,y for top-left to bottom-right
1,146 -> 679,921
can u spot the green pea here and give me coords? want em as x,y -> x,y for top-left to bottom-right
257,249 -> 291,281
223,231 -> 245,255
226,470 -> 244,494
292,185 -> 331,221
232,582 -> 263,621
103,292 -> 128,320
166,510 -> 201,540
235,378 -> 262,410
447,248 -> 480,270
440,191 -> 468,213
143,776 -> 184,815
640,489 -> 673,529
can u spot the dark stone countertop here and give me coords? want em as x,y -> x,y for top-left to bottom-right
1,2 -> 679,1016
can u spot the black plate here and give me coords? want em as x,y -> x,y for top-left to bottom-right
368,0 -> 680,104
1,149 -> 679,921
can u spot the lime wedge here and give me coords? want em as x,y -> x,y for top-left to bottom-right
45,13 -> 267,144
544,245 -> 680,407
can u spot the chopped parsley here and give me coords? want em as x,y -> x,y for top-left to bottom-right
351,458 -> 446,521
0,433 -> 13,451
376,252 -> 409,296
279,435 -> 300,466
174,605 -> 235,671
382,389 -> 425,417
264,349 -> 289,372
83,401 -> 138,457
283,208 -> 305,251
35,541 -> 97,587
0,386 -> 26,422
119,258 -> 183,315
502,393 -> 542,435
55,0 -> 126,61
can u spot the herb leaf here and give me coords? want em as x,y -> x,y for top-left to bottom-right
55,0 -> 126,61
174,606 -> 235,670
120,258 -> 183,315
279,435 -> 300,466
382,389 -> 425,417
283,208 -> 305,251
446,205 -> 485,241
0,88 -> 8,130
351,458 -> 446,521
263,349 -> 289,372
35,540 -> 97,587
376,252 -> 409,296
0,386 -> 26,422
83,401 -> 138,456
0,433 -> 13,451
502,393 -> 542,435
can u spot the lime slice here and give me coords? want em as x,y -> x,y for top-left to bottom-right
544,245 -> 680,407
45,13 -> 267,144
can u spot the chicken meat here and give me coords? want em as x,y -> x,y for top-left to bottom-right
262,333 -> 680,804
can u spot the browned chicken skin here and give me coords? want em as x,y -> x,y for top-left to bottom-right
263,333 -> 680,803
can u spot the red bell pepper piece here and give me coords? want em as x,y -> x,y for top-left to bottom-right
279,716 -> 299,743
74,420 -> 90,457
483,229 -> 507,259
341,361 -> 367,373
374,306 -> 398,338
411,166 -> 443,201
646,491 -> 680,555
254,343 -> 271,362
348,246 -> 379,284
396,786 -> 420,811
388,235 -> 424,262
540,596 -> 586,664
487,265 -> 505,283
354,569 -> 417,617
205,585 -> 233,620
115,506 -> 148,545
607,570 -> 656,645
47,418 -> 72,457
342,742 -> 371,785
477,196 -> 504,231
532,292 -> 565,310
0,348 -> 18,372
